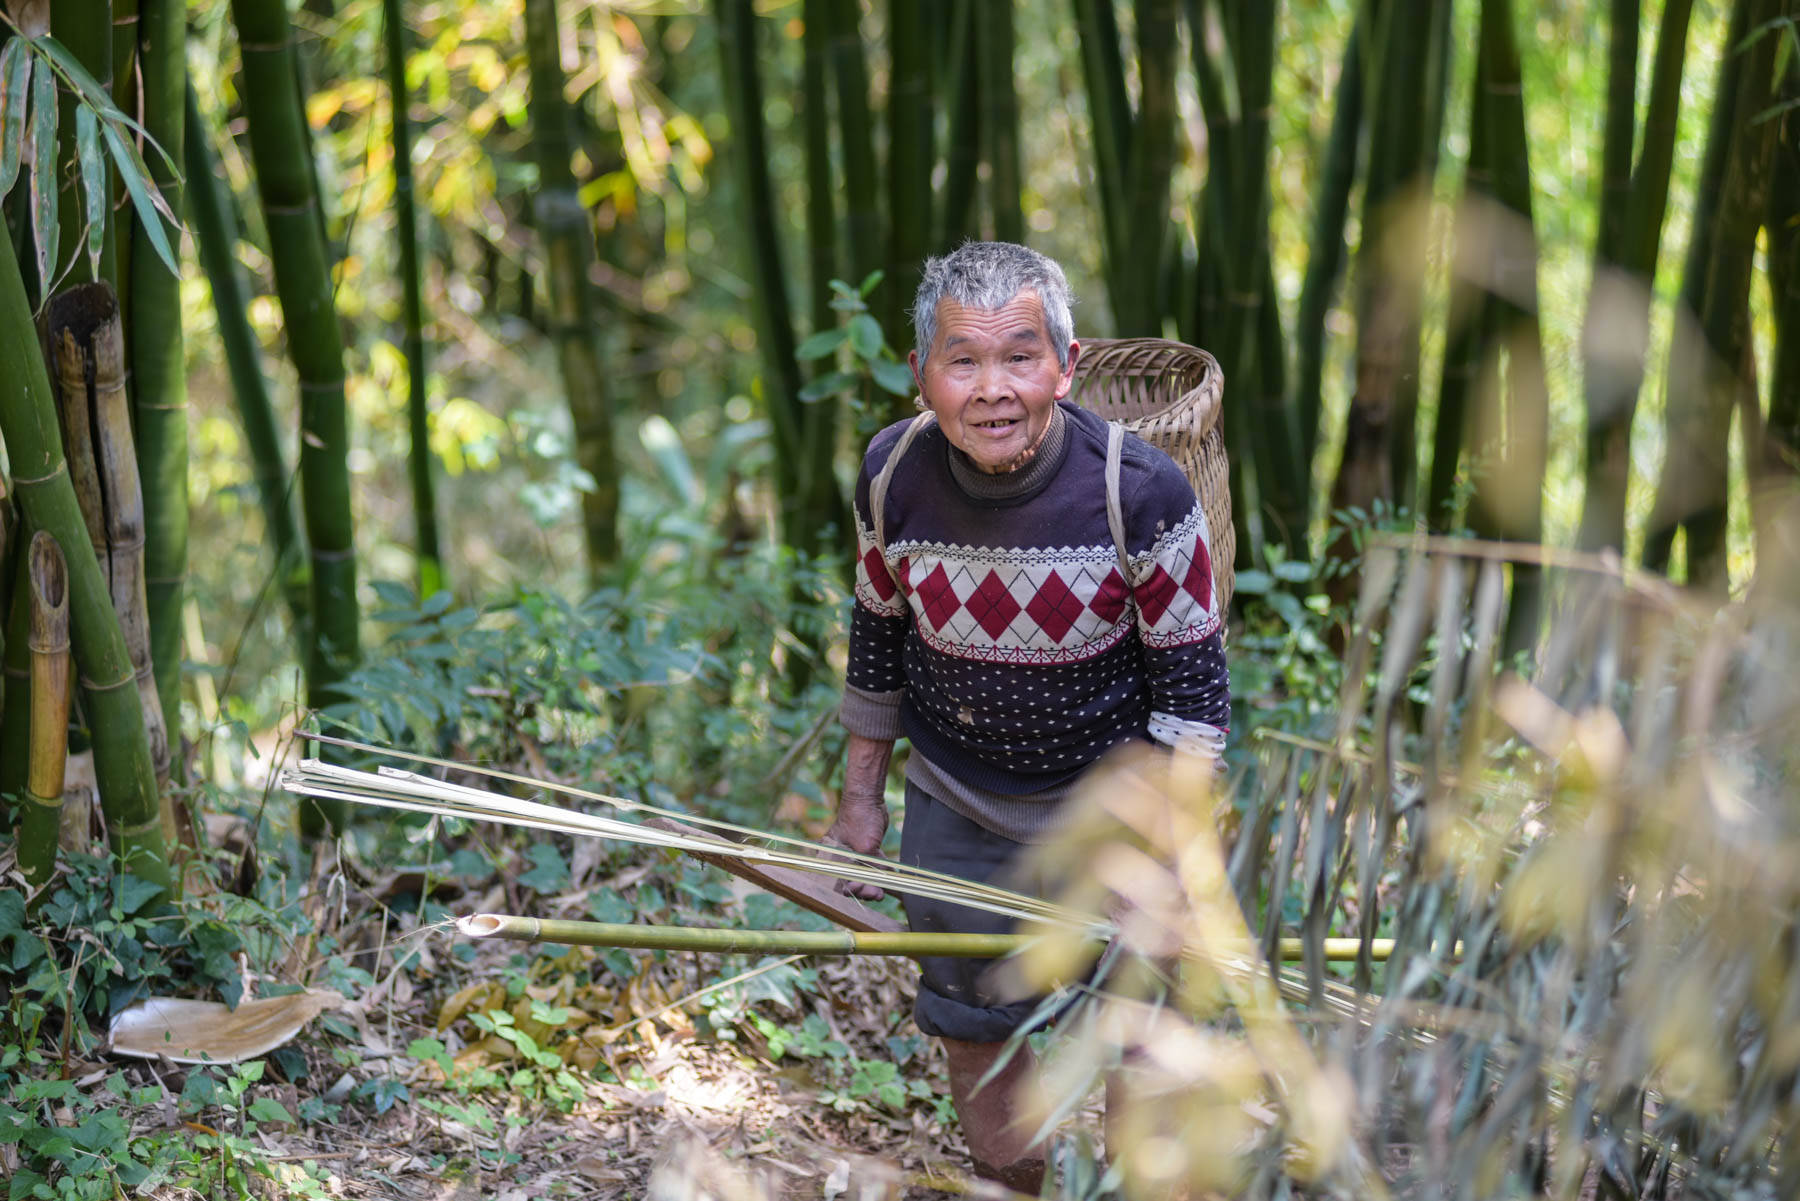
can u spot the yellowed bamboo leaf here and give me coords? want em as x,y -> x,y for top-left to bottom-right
436,979 -> 499,1032
108,989 -> 345,1064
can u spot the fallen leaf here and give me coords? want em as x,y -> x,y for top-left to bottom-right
109,990 -> 345,1064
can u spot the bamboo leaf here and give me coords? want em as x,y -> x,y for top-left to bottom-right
100,121 -> 179,278
0,39 -> 28,197
76,105 -> 105,280
30,34 -> 176,176
27,57 -> 55,297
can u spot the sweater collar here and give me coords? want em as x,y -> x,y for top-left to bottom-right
945,404 -> 1069,501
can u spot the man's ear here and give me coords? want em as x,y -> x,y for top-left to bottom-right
1053,340 -> 1082,400
909,349 -> 925,395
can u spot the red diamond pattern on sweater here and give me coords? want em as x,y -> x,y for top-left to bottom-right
1136,564 -> 1180,626
965,570 -> 1023,639
1026,571 -> 1086,641
862,546 -> 896,602
1088,567 -> 1130,624
1180,534 -> 1213,609
916,564 -> 959,630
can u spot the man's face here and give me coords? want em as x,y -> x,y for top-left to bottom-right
909,291 -> 1079,474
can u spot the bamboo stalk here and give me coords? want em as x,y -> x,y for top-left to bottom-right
20,531 -> 69,890
1072,0 -> 1130,294
458,912 -> 1413,964
0,229 -> 168,889
976,0 -> 1021,244
0,551 -> 30,804
230,0 -> 363,833
43,286 -> 173,822
1294,15 -> 1365,476
182,83 -> 308,630
937,0 -> 980,249
383,0 -> 443,598
522,0 -> 618,576
130,0 -> 189,735
884,0 -> 932,346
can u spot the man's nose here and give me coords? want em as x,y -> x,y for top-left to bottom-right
972,361 -> 1011,401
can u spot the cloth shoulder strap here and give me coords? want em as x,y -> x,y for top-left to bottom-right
1104,421 -> 1132,583
869,411 -> 937,565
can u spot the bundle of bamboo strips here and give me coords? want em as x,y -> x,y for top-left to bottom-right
19,532 -> 69,890
279,737 -> 1100,931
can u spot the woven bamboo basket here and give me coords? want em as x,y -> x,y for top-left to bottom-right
1067,337 -> 1234,613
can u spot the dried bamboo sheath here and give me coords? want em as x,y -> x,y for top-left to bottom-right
43,287 -> 173,826
20,532 -> 69,889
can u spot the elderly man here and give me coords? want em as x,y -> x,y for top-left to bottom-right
827,242 -> 1230,1189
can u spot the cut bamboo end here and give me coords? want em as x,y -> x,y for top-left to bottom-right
22,531 -> 70,888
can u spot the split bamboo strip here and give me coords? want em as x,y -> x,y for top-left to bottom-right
20,531 -> 69,890
43,286 -> 173,819
457,913 -> 1411,964
0,231 -> 168,888
281,757 -> 1094,929
129,0 -> 190,734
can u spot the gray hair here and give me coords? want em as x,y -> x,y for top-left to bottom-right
911,242 -> 1077,369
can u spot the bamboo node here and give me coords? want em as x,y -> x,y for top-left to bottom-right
115,815 -> 163,837
24,791 -> 63,810
12,461 -> 69,487
77,669 -> 139,694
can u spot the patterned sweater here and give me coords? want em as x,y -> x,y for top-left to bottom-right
840,402 -> 1230,841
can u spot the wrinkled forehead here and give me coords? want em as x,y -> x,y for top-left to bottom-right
928,289 -> 1051,350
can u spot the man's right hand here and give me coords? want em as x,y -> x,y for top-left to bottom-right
823,793 -> 889,900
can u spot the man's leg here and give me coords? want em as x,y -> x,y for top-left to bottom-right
942,1036 -> 1046,1191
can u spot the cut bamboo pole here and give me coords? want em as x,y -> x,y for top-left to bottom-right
43,285 -> 174,833
0,229 -> 169,889
20,531 -> 70,890
457,913 -> 1409,964
1,551 -> 31,802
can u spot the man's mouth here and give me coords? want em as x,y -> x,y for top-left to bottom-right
973,418 -> 1019,430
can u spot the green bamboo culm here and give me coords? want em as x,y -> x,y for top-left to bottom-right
19,531 -> 70,892
0,231 -> 169,888
0,551 -> 30,805
976,0 -> 1021,244
457,913 -> 1408,964
109,0 -> 140,293
229,0 -> 362,832
183,84 -> 308,630
523,0 -> 618,578
382,0 -> 444,598
129,0 -> 188,742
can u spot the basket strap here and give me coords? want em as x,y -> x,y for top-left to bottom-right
869,411 -> 937,571
1104,422 -> 1133,586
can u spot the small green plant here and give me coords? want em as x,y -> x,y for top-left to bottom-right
795,271 -> 917,408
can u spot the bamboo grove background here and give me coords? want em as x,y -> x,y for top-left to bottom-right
0,0 -> 1797,1194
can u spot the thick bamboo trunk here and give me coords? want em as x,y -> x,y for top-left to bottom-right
1578,0 -> 1695,551
937,0 -> 980,249
714,0 -> 820,557
20,532 -> 70,891
1643,0 -> 1782,587
110,0 -> 139,289
1330,0 -> 1435,534
826,0 -> 882,290
1113,0 -> 1178,337
183,84 -> 308,630
0,231 -> 168,888
1471,0 -> 1550,655
884,0 -> 931,346
522,0 -> 618,577
799,0 -> 848,553
1073,0 -> 1130,299
43,286 -> 173,832
383,0 -> 443,597
1295,16 -> 1365,477
977,0 -> 1021,244
230,0 -> 363,832
130,0 -> 188,741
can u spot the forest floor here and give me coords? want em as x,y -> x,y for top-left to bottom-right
113,841 -> 1104,1201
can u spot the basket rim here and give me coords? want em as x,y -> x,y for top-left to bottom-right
1069,338 -> 1224,442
